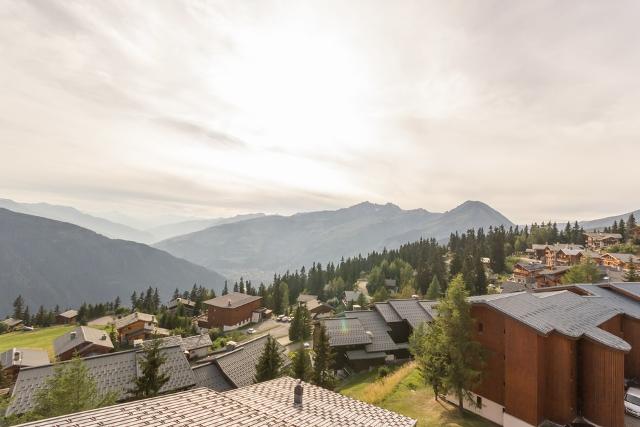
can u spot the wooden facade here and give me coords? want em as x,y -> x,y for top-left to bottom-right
206,298 -> 262,329
471,306 -> 505,406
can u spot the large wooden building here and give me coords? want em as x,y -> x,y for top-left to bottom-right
584,232 -> 623,249
467,284 -> 640,427
203,292 -> 263,331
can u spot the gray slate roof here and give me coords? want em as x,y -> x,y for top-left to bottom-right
182,333 -> 213,351
375,302 -> 402,323
203,292 -> 262,309
608,283 -> 640,300
322,317 -> 372,347
0,348 -> 49,369
387,299 -> 433,329
345,310 -> 399,352
1,318 -> 23,328
53,326 -> 113,357
471,290 -> 631,352
192,362 -> 234,391
114,312 -> 156,330
14,378 -> 416,427
212,335 -> 290,388
604,253 -> 638,263
6,344 -> 195,416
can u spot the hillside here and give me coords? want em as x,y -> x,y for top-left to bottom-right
155,201 -> 513,282
579,209 -> 640,231
146,213 -> 266,242
0,198 -> 154,243
0,208 -> 226,316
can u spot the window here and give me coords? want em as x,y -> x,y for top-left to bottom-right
477,322 -> 484,333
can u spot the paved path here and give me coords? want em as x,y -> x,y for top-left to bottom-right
627,414 -> 640,426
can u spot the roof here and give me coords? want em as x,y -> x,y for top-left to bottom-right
501,281 -> 531,293
1,318 -> 23,328
203,292 -> 262,309
514,261 -> 545,272
182,333 -> 213,351
53,326 -> 114,357
603,252 -> 637,263
0,348 -> 49,369
192,362 -> 234,391
213,335 -> 290,388
585,232 -> 623,240
346,310 -> 399,352
470,290 -> 631,352
306,299 -> 332,314
14,378 -> 416,427
167,297 -> 196,309
6,343 -> 195,416
322,317 -> 372,347
57,309 -> 78,319
570,283 -> 640,321
374,302 -> 402,323
114,312 -> 156,330
608,283 -> 640,301
387,299 -> 433,329
297,294 -> 318,303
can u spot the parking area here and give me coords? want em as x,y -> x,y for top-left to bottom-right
627,415 -> 640,426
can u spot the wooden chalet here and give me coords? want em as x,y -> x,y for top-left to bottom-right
202,292 -> 263,331
167,297 -> 196,316
584,232 -> 623,249
53,326 -> 114,361
512,261 -> 545,284
0,348 -> 49,384
55,309 -> 78,325
0,318 -> 23,332
115,312 -> 169,344
600,252 -> 640,271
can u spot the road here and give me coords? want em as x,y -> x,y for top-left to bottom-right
628,415 -> 640,426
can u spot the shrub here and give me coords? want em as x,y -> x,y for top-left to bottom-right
377,366 -> 391,378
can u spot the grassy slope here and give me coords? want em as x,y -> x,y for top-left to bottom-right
0,325 -> 90,359
338,365 -> 495,427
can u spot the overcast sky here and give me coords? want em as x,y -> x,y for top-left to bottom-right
1,1 -> 639,224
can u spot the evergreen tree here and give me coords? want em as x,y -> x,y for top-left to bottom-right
114,296 -> 121,310
222,281 -> 229,296
23,306 -> 31,326
289,305 -> 302,342
619,219 -> 627,240
254,336 -> 283,383
356,292 -> 367,308
312,324 -> 336,389
130,291 -> 138,310
625,259 -> 639,282
129,339 -> 170,398
409,321 -> 447,400
426,276 -> 441,300
12,295 -> 24,320
300,305 -> 312,341
435,274 -> 484,413
292,347 -> 312,381
28,357 -> 117,420
562,257 -> 602,284
473,257 -> 487,296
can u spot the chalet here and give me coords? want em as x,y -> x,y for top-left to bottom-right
584,232 -> 623,249
12,377 -> 416,427
55,309 -> 78,325
0,317 -> 23,331
6,341 -> 195,417
296,294 -> 332,318
0,348 -> 49,383
534,265 -> 572,287
203,292 -> 263,331
192,334 -> 290,391
600,252 -> 640,271
320,299 -> 433,371
167,297 -> 196,315
53,326 -> 114,361
468,285 -> 640,427
115,312 -> 169,344
512,261 -> 545,284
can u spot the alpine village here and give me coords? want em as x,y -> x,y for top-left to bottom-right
1,212 -> 640,427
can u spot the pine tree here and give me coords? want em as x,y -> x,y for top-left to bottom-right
292,347 -> 312,381
29,356 -> 117,420
254,336 -> 283,383
130,291 -> 138,310
473,257 -> 487,296
409,321 -> 447,400
312,324 -> 336,389
222,281 -> 229,296
13,295 -> 24,320
129,339 -> 170,398
625,259 -> 639,282
289,305 -> 302,342
562,257 -> 602,284
436,274 -> 484,413
23,306 -> 31,326
300,305 -> 312,341
426,276 -> 441,300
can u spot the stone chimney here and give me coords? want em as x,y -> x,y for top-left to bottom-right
294,380 -> 303,405
70,331 -> 77,340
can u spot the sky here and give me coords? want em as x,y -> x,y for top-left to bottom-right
1,0 -> 640,225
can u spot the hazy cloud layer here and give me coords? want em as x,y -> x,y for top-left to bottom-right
1,0 -> 639,224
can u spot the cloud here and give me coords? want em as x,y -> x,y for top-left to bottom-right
1,0 -> 639,223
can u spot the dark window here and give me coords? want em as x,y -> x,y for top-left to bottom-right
477,322 -> 484,333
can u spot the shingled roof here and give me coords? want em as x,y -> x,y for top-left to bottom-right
471,290 -> 631,352
192,361 -> 234,391
203,292 -> 262,309
14,377 -> 416,427
57,309 -> 78,319
0,348 -> 49,369
53,326 -> 114,357
345,310 -> 399,352
323,317 -> 372,347
6,343 -> 195,416
387,299 -> 433,329
114,311 -> 156,330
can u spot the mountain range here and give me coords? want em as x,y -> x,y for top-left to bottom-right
0,208 -> 226,316
154,200 -> 515,283
579,209 -> 640,231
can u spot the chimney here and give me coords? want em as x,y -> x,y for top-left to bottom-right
294,380 -> 303,405
101,333 -> 107,341
13,350 -> 21,362
70,331 -> 77,340
227,300 -> 232,307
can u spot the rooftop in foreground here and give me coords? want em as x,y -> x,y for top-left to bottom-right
14,377 -> 417,427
